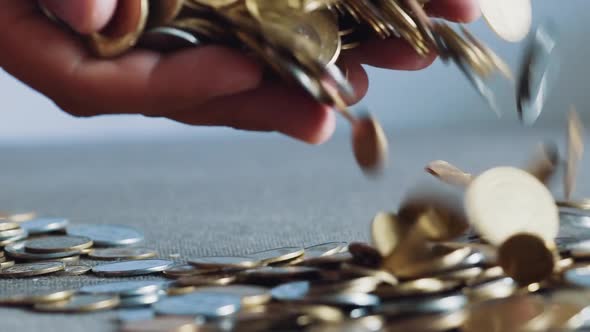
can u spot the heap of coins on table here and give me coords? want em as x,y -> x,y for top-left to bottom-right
0,109 -> 589,331
39,0 -> 552,176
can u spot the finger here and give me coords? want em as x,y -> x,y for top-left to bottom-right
163,84 -> 337,144
425,0 -> 481,22
0,2 -> 262,116
40,0 -> 118,34
344,37 -> 437,70
338,55 -> 369,105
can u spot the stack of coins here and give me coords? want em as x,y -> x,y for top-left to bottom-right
39,0 -> 546,175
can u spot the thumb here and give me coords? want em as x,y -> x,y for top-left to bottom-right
40,0 -> 118,34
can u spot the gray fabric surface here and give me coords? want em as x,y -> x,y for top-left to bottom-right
0,128 -> 586,332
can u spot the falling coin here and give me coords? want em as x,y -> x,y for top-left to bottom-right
352,114 -> 389,175
479,0 -> 532,42
565,107 -> 584,200
497,233 -> 555,285
426,160 -> 473,188
464,166 -> 559,246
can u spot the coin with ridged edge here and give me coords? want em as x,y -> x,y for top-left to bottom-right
24,235 -> 93,253
67,224 -> 144,247
0,261 -> 64,277
88,247 -> 157,260
33,294 -> 120,312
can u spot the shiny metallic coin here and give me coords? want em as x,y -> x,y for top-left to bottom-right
467,266 -> 506,286
197,285 -> 271,307
0,289 -> 75,305
306,292 -> 380,308
0,231 -> 28,246
6,241 -> 81,260
189,256 -> 261,269
80,280 -> 168,296
479,0 -> 532,42
426,160 -> 473,188
524,142 -> 559,184
248,247 -> 305,265
92,259 -> 174,277
119,293 -> 162,308
120,317 -> 197,332
271,281 -> 310,301
50,255 -> 80,264
88,247 -> 157,260
498,233 -> 555,285
464,166 -> 559,246
0,227 -> 27,240
174,273 -> 237,287
375,278 -> 461,299
352,114 -> 388,175
20,217 -> 69,235
57,264 -> 91,276
163,264 -> 203,278
0,222 -> 19,232
464,277 -> 517,302
517,24 -> 560,126
304,242 -> 348,258
386,246 -> 472,279
240,266 -> 321,284
0,261 -> 15,269
67,224 -> 144,247
433,266 -> 484,283
341,263 -> 398,286
0,261 -> 64,277
117,308 -> 155,322
299,251 -> 353,268
370,212 -> 407,257
24,235 -> 93,253
310,276 -> 380,295
2,211 -> 37,223
153,292 -> 241,317
565,107 -> 584,200
166,285 -> 196,296
88,0 -> 149,57
138,27 -> 200,52
34,294 -> 120,312
379,292 -> 467,317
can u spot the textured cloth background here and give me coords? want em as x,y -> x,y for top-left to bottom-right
0,128 -> 586,332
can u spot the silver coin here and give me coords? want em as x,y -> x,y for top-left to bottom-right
80,280 -> 168,296
5,241 -> 81,260
119,293 -> 162,308
92,259 -> 174,277
57,264 -> 91,276
304,242 -> 348,259
34,294 -> 120,312
24,235 -> 93,253
67,224 -> 144,247
0,261 -> 65,277
117,308 -> 155,322
189,256 -> 260,269
560,211 -> 590,228
308,293 -> 381,308
0,231 -> 28,246
88,247 -> 157,260
271,281 -> 310,301
0,228 -> 26,240
0,222 -> 19,231
153,292 -> 241,317
248,247 -> 304,264
138,27 -> 200,52
20,217 -> 69,235
518,23 -> 560,126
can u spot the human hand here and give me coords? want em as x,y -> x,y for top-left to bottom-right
0,0 -> 479,144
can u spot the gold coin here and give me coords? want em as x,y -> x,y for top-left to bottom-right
386,246 -> 472,279
370,212 -> 409,257
189,256 -> 261,269
557,199 -> 590,210
0,289 -> 75,305
166,285 -> 196,296
89,0 -> 149,57
352,114 -> 388,175
497,233 -> 555,285
88,247 -> 157,260
0,222 -> 19,232
347,242 -> 382,268
175,273 -> 237,287
34,294 -> 120,312
340,263 -> 398,286
120,317 -> 197,332
248,247 -> 305,265
163,264 -> 203,278
374,278 -> 461,299
24,236 -> 93,254
425,160 -> 473,187
0,261 -> 64,277
565,107 -> 584,200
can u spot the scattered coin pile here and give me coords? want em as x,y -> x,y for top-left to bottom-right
38,0 -> 544,175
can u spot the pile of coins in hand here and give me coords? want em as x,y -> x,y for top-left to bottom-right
40,0 -> 545,175
1,107 -> 590,330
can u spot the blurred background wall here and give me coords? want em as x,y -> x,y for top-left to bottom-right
0,0 -> 588,143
